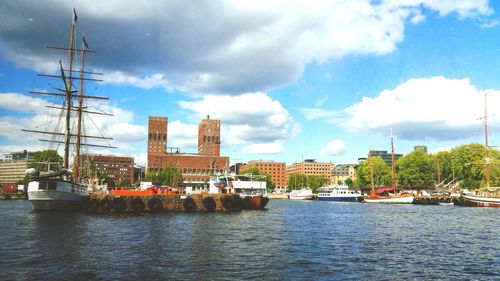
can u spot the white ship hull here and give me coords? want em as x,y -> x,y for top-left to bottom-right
461,193 -> 500,208
363,195 -> 414,204
289,188 -> 314,200
27,180 -> 88,210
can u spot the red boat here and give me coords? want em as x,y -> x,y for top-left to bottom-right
239,195 -> 270,210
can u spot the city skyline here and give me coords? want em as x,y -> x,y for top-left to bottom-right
1,0 -> 500,166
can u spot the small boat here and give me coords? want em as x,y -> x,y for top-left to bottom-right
289,188 -> 314,200
24,11 -> 113,210
317,184 -> 362,202
438,202 -> 455,206
363,192 -> 415,204
209,172 -> 269,210
363,131 -> 414,204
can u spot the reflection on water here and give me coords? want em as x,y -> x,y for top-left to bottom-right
0,200 -> 498,280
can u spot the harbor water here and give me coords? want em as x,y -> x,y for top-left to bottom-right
0,200 -> 498,281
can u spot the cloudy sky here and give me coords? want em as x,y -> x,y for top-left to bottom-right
1,0 -> 500,166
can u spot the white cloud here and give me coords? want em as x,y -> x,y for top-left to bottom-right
320,140 -> 346,156
301,107 -> 339,121
0,93 -> 148,158
337,76 -> 500,140
0,0 -> 493,94
105,71 -> 172,91
0,93 -> 51,113
178,92 -> 295,154
165,120 -> 198,152
241,141 -> 285,155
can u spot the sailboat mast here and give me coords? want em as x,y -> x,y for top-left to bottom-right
73,37 -> 87,181
391,130 -> 397,193
63,16 -> 76,171
369,160 -> 374,191
484,92 -> 490,188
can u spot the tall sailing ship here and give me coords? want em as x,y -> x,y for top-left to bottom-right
461,93 -> 500,207
24,10 -> 113,210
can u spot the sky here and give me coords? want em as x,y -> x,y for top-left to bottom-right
1,0 -> 500,167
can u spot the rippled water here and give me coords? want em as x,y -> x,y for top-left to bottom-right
0,200 -> 498,280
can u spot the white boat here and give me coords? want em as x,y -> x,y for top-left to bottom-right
363,194 -> 414,204
209,172 -> 269,209
438,201 -> 455,206
362,132 -> 414,204
460,94 -> 500,208
24,11 -> 113,210
461,190 -> 500,208
289,188 -> 314,200
27,177 -> 88,210
317,184 -> 362,202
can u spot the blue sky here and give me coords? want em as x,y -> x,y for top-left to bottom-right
1,0 -> 500,167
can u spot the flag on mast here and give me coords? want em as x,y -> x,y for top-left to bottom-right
83,35 -> 89,49
73,8 -> 78,24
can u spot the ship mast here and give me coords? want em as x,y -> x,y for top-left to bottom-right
73,36 -> 88,181
391,129 -> 397,193
483,92 -> 490,188
63,12 -> 77,170
22,9 -> 116,182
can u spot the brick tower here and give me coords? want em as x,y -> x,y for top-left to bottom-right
198,115 -> 221,156
148,116 -> 167,160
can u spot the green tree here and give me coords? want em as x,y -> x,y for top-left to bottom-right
240,167 -> 276,191
306,175 -> 329,192
435,151 -> 453,184
119,179 -> 131,187
240,167 -> 259,175
449,144 -> 487,188
396,151 -> 436,187
97,171 -> 115,187
287,173 -> 304,190
344,178 -> 354,187
144,166 -> 182,186
30,150 -> 62,172
354,156 -> 391,187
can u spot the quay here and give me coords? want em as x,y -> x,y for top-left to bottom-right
412,195 -> 463,206
88,191 -> 242,214
0,192 -> 26,200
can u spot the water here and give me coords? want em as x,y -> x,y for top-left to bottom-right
0,200 -> 498,281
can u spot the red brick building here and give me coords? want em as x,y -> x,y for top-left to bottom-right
147,116 -> 229,183
80,155 -> 134,185
240,161 -> 287,188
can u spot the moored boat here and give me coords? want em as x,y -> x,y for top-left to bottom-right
209,172 -> 269,210
363,191 -> 415,204
24,11 -> 113,210
461,189 -> 500,207
317,184 -> 362,202
460,93 -> 500,208
289,188 -> 314,200
363,131 -> 414,204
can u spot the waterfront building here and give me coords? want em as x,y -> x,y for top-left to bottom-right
147,116 -> 229,183
286,159 -> 332,182
240,161 -> 287,189
79,155 -> 134,185
414,145 -> 428,153
0,151 -> 34,185
3,150 -> 34,161
331,164 -> 357,185
368,150 -> 403,167
0,159 -> 30,185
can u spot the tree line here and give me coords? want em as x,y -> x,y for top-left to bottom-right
354,143 -> 499,189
